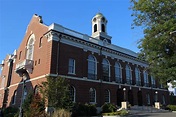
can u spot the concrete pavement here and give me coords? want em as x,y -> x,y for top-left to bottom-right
127,111 -> 176,117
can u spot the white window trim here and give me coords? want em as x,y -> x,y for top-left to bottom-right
114,62 -> 122,82
26,34 -> 35,60
126,64 -> 132,83
135,67 -> 141,84
68,58 -> 76,75
105,89 -> 110,103
102,58 -> 111,78
87,55 -> 97,78
89,88 -> 96,104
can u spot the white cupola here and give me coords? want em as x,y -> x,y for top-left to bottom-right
91,13 -> 112,44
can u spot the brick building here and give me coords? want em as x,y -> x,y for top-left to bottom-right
0,13 -> 169,109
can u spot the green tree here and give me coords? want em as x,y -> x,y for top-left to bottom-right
39,76 -> 73,110
130,0 -> 176,86
22,91 -> 46,117
29,93 -> 46,117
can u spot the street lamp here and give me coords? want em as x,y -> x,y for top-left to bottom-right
123,88 -> 126,101
155,91 -> 158,102
19,74 -> 27,117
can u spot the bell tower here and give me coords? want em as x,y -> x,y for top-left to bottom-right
91,13 -> 112,44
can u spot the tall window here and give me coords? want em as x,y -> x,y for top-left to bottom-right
135,67 -> 141,86
70,86 -> 76,102
94,24 -> 97,32
151,76 -> 156,88
144,71 -> 149,87
89,88 -> 96,103
102,59 -> 110,81
105,89 -> 110,103
126,65 -> 132,84
26,34 -> 35,60
146,93 -> 150,105
12,90 -> 17,105
68,58 -> 75,74
115,62 -> 122,83
88,55 -> 97,80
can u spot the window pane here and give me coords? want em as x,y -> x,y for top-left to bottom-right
126,65 -> 132,84
105,90 -> 110,103
115,62 -> 122,83
68,58 -> 75,74
70,86 -> 75,102
102,59 -> 110,81
90,88 -> 96,103
88,55 -> 97,80
135,68 -> 141,86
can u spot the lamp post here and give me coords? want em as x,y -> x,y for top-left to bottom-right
155,91 -> 158,102
123,88 -> 126,101
19,74 -> 27,117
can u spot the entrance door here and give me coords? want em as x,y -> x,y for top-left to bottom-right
138,91 -> 143,106
117,89 -> 123,106
128,90 -> 134,106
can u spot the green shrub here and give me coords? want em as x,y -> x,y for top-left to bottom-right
52,109 -> 71,117
166,105 -> 176,111
101,103 -> 116,113
3,106 -> 19,117
102,109 -> 128,116
86,104 -> 97,116
71,103 -> 97,117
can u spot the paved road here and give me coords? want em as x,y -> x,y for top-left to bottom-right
127,111 -> 176,117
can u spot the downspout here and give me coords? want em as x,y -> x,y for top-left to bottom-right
56,34 -> 62,76
99,47 -> 103,106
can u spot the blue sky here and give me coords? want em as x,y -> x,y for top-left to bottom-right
0,0 -> 143,63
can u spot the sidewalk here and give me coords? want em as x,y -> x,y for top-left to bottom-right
126,106 -> 176,117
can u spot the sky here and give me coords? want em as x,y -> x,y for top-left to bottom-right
0,0 -> 144,63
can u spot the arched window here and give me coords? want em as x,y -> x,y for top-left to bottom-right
89,88 -> 96,103
70,86 -> 76,102
105,89 -> 110,103
115,62 -> 122,83
12,90 -> 17,105
151,76 -> 156,88
135,67 -> 141,86
143,71 -> 149,87
26,34 -> 35,60
88,55 -> 97,80
101,24 -> 105,32
102,59 -> 110,82
146,93 -> 150,105
126,65 -> 132,84
94,24 -> 97,32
